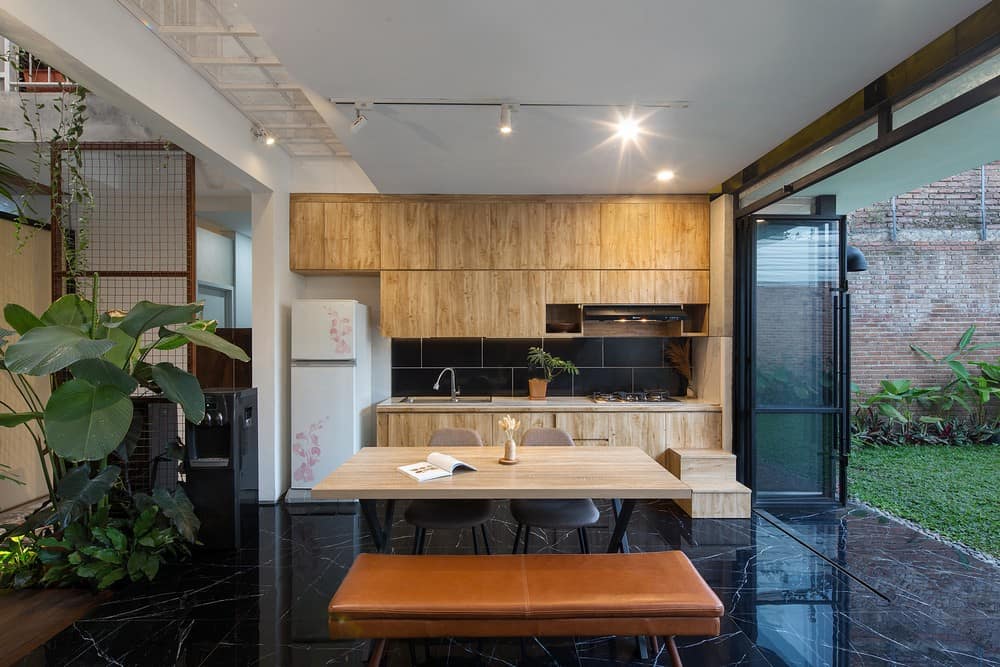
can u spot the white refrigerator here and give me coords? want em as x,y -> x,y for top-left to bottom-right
290,300 -> 372,490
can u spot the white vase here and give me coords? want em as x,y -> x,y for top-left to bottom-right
504,437 -> 517,461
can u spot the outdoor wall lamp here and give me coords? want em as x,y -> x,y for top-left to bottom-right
846,244 -> 868,272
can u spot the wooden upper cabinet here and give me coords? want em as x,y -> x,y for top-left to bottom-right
324,202 -> 381,271
600,202 -> 657,269
379,202 -> 437,269
544,202 -> 602,269
545,270 -> 602,304
490,271 -> 545,337
380,271 -> 438,338
435,202 -> 492,269
654,270 -> 710,303
290,201 -> 325,271
491,203 -> 547,269
600,270 -> 657,304
654,201 -> 710,269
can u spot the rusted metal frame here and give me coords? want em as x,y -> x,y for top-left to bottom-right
719,1 -> 1000,196
734,74 -> 1000,218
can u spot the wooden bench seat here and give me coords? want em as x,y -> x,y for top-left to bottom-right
329,551 -> 723,666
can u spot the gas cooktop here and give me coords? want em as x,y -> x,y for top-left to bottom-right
591,391 -> 679,403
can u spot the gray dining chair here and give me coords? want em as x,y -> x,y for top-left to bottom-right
510,428 -> 601,553
404,428 -> 493,554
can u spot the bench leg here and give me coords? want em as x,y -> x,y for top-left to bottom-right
367,638 -> 386,666
666,635 -> 683,667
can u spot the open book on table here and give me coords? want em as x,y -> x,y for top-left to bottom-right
397,452 -> 478,482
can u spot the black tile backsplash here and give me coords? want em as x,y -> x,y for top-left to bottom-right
603,337 -> 663,367
422,338 -> 483,367
391,336 -> 691,398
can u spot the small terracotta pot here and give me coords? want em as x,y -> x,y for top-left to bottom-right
528,378 -> 548,400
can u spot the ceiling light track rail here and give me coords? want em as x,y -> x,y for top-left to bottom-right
328,99 -> 690,109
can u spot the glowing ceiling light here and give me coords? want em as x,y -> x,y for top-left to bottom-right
498,104 -> 513,135
656,169 -> 675,182
615,116 -> 640,142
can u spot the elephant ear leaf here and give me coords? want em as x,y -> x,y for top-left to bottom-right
165,324 -> 249,362
3,304 -> 45,335
41,294 -> 93,329
44,379 -> 134,462
4,326 -> 114,376
51,464 -> 121,529
150,363 -> 205,424
70,359 -> 139,395
109,301 -> 203,339
152,486 -> 200,543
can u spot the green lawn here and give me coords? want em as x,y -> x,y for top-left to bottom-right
848,445 -> 1000,557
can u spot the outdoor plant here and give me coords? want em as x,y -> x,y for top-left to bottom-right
0,275 -> 250,589
526,347 -> 579,383
911,325 -> 1000,429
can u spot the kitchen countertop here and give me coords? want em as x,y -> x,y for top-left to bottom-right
376,396 -> 721,413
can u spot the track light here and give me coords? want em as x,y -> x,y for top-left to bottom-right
656,169 -> 675,182
252,126 -> 274,146
615,116 -> 640,142
351,106 -> 368,134
498,104 -> 513,135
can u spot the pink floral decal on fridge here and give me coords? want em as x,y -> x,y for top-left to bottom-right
292,416 -> 329,484
324,304 -> 354,356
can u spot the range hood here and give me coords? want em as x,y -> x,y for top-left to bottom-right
583,305 -> 689,322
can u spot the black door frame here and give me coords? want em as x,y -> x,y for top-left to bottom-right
734,213 -> 850,508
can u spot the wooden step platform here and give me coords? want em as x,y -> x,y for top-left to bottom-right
666,448 -> 736,482
675,480 -> 751,519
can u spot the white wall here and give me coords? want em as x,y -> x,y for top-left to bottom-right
196,226 -> 235,288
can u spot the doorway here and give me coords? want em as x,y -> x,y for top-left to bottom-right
735,214 -> 850,507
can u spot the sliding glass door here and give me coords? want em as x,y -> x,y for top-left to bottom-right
736,215 -> 849,506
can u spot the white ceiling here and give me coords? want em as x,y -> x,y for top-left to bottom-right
239,0 -> 987,194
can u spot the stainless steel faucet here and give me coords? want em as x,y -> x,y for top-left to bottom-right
433,367 -> 460,402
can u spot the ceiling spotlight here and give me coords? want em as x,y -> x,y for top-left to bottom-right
656,169 -> 675,182
350,106 -> 368,134
252,126 -> 274,146
615,116 -> 640,142
498,104 -> 513,135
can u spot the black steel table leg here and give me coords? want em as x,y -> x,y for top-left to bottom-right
608,499 -> 635,553
359,499 -> 397,553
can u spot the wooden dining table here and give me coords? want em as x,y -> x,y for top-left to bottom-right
312,446 -> 691,554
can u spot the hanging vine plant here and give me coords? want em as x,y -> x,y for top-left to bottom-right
3,44 -> 93,278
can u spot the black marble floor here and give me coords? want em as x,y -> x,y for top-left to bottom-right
17,499 -> 1000,666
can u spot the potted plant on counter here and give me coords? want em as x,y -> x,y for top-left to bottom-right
526,347 -> 579,400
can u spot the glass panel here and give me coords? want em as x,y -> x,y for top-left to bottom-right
893,50 -> 1000,128
755,412 -> 838,497
754,220 -> 839,408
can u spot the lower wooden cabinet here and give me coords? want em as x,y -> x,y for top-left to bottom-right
376,410 -> 723,458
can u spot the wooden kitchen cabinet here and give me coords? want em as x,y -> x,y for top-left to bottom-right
290,201 -> 325,271
490,271 -> 545,337
436,202 -> 493,269
492,203 -> 548,269
554,412 -> 610,443
600,270 -> 657,303
653,202 -> 710,270
380,271 -> 438,337
664,412 -> 722,449
545,270 -> 602,304
382,413 -> 494,447
489,412 -> 556,446
544,202 -> 602,269
379,202 -> 438,269
609,413 -> 668,464
654,270 -> 710,304
600,202 -> 657,269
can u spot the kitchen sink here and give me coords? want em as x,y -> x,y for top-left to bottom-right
394,396 -> 494,404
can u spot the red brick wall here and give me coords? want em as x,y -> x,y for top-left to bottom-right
848,163 -> 1000,397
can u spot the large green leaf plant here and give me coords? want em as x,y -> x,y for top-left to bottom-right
0,275 -> 249,589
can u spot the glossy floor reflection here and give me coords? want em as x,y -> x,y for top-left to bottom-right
20,499 -> 1000,666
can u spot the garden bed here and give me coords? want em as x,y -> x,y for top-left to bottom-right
848,444 -> 999,557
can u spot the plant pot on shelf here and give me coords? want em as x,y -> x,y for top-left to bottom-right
528,378 -> 548,400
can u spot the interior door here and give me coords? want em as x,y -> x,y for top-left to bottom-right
736,215 -> 849,506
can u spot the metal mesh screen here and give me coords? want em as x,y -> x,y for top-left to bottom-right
51,144 -> 195,493
51,142 -> 195,373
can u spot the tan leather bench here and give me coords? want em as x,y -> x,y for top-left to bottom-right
329,551 -> 723,666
